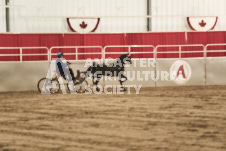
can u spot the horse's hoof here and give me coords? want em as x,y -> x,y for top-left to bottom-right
122,87 -> 126,91
96,87 -> 100,92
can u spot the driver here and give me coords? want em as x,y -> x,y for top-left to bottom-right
56,52 -> 75,81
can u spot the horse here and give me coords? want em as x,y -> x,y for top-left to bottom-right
86,53 -> 132,91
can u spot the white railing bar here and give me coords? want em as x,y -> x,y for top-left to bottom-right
20,54 -> 49,56
0,54 -> 20,56
206,44 -> 226,46
0,53 -> 48,56
156,44 -> 205,46
156,57 -> 205,59
0,54 -> 48,56
156,45 -> 204,48
206,56 -> 225,58
105,52 -> 154,54
104,52 -> 130,54
51,52 -> 154,57
206,50 -> 226,53
104,45 -> 155,47
156,51 -> 204,54
51,53 -> 102,55
129,52 -> 154,54
0,60 -> 49,63
0,47 -> 49,49
51,46 -> 102,49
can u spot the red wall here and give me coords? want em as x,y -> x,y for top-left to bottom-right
0,31 -> 226,61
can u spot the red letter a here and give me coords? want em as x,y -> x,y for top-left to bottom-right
176,65 -> 186,78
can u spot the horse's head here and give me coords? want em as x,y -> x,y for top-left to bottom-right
120,53 -> 132,65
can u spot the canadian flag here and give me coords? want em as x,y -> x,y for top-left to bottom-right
67,17 -> 100,34
187,16 -> 218,31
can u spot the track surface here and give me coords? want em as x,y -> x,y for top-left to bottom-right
0,86 -> 226,151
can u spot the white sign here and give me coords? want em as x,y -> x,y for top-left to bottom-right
170,60 -> 192,85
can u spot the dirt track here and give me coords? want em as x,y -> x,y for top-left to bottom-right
0,86 -> 226,151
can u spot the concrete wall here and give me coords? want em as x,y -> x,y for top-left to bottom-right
1,57 -> 226,92
206,57 -> 226,85
156,58 -> 205,86
0,62 -> 49,92
0,59 -> 155,92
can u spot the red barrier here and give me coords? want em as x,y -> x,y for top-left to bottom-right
0,31 -> 226,61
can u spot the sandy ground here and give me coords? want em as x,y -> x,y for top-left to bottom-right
0,86 -> 226,151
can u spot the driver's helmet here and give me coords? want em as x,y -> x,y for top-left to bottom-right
57,52 -> 64,58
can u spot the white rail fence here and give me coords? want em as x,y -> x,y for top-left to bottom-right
206,43 -> 226,56
155,44 -> 205,58
0,44 -> 226,62
103,45 -> 155,59
0,47 -> 49,62
50,46 -> 103,60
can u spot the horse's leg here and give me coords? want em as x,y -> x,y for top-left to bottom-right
94,74 -> 102,91
119,74 -> 127,91
92,75 -> 95,85
121,74 -> 127,81
119,79 -> 125,91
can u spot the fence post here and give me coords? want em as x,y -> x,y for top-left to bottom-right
154,46 -> 157,87
102,46 -> 106,88
76,47 -> 78,60
204,45 -> 207,86
179,46 -> 181,58
47,48 -> 49,61
20,48 -> 23,62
